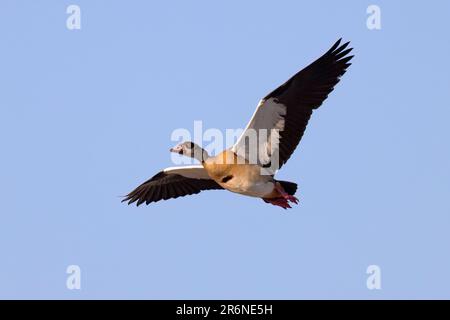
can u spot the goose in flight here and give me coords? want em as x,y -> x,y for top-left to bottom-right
123,39 -> 353,209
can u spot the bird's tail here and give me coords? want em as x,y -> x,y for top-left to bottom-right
277,180 -> 298,195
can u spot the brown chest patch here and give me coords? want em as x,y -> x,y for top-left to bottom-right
221,175 -> 234,183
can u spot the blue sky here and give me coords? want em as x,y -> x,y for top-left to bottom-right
1,1 -> 449,299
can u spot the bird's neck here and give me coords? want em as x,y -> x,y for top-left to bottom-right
193,147 -> 209,163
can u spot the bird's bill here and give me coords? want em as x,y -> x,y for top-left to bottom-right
170,145 -> 183,154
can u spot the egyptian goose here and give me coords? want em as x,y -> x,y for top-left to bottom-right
123,39 -> 353,209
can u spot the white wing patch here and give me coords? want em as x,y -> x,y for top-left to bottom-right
232,97 -> 287,166
163,165 -> 211,179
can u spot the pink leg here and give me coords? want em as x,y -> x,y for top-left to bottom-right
263,197 -> 291,209
275,183 -> 299,204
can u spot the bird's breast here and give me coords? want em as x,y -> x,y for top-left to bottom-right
203,155 -> 275,198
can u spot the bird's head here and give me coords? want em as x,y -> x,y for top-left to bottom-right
170,141 -> 209,162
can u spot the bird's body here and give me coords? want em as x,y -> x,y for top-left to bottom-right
203,150 -> 275,198
123,39 -> 354,209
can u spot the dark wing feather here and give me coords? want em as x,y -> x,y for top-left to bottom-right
122,171 -> 223,206
264,38 -> 353,168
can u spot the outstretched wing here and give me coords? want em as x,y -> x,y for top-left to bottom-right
122,165 -> 223,206
232,38 -> 354,170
